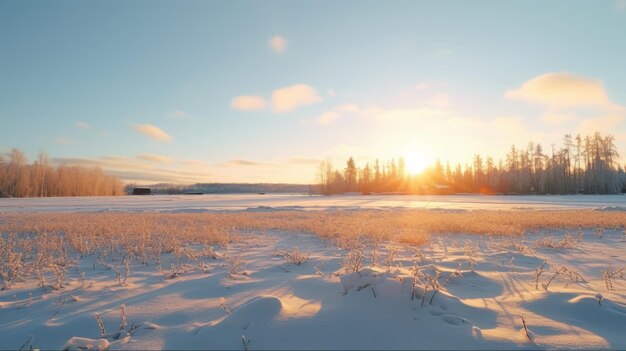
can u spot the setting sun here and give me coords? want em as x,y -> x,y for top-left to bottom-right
404,152 -> 428,175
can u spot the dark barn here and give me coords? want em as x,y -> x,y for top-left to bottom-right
131,187 -> 152,195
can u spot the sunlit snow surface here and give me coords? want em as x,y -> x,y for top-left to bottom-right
1,193 -> 626,212
1,195 -> 626,350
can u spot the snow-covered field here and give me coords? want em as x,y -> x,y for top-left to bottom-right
1,193 -> 626,213
1,195 -> 626,350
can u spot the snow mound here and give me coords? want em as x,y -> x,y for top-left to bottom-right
226,295 -> 283,327
524,292 -> 626,344
62,337 -> 109,351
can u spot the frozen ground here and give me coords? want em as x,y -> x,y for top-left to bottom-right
1,196 -> 626,350
1,193 -> 626,213
1,229 -> 626,349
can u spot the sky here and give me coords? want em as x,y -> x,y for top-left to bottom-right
1,0 -> 626,184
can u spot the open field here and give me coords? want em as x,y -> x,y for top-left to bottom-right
2,193 -> 626,213
1,196 -> 626,350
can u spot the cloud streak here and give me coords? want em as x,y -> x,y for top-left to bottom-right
231,96 -> 266,111
271,84 -> 322,113
133,124 -> 173,142
505,72 -> 611,109
136,154 -> 173,163
232,84 -> 323,113
53,156 -> 210,184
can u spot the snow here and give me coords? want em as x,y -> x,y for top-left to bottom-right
62,337 -> 110,351
1,196 -> 626,349
1,193 -> 626,213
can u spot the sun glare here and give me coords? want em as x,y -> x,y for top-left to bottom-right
404,152 -> 428,175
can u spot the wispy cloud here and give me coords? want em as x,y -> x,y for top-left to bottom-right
268,35 -> 287,54
231,95 -> 266,111
53,156 -> 211,184
616,0 -> 626,11
506,72 -> 626,135
219,159 -> 277,167
578,114 -> 624,135
505,72 -> 612,109
133,124 -> 173,142
315,103 -> 360,124
271,84 -> 322,113
76,121 -> 91,129
136,154 -> 173,163
170,110 -> 188,119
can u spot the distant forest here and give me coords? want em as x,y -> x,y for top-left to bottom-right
318,132 -> 626,195
125,183 -> 312,195
0,149 -> 125,197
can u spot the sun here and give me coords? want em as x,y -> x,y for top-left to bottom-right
404,152 -> 428,175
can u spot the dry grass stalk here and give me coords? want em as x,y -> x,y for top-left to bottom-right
602,266 -> 624,290
521,315 -> 532,342
543,266 -> 586,290
277,248 -> 310,265
535,261 -> 547,290
95,313 -> 107,336
219,297 -> 232,315
114,304 -> 127,339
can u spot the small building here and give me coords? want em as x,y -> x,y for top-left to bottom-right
132,187 -> 152,195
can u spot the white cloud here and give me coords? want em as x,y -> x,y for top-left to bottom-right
133,124 -> 174,142
327,89 -> 336,97
316,111 -> 340,125
506,73 -> 626,137
76,121 -> 91,129
231,95 -> 266,111
315,103 -> 362,125
616,0 -> 626,11
578,114 -> 624,135
505,72 -> 611,109
268,35 -> 288,54
271,84 -> 322,113
136,154 -> 173,163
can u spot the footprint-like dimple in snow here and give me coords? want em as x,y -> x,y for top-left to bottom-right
210,295 -> 283,331
441,314 -> 469,326
445,271 -> 503,299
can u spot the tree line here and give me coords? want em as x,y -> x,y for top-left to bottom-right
0,148 -> 125,197
318,132 -> 626,195
123,182 -> 313,195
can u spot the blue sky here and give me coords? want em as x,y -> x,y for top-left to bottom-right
1,0 -> 626,183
